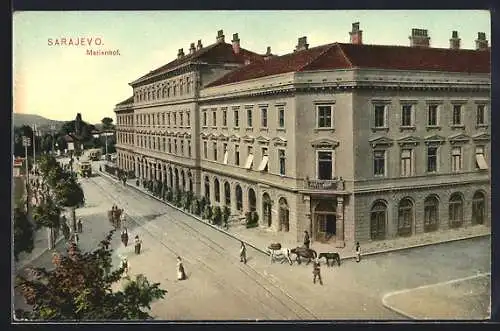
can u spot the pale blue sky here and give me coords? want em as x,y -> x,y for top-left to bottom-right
13,10 -> 490,124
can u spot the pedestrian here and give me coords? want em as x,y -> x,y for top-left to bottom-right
120,211 -> 126,228
121,228 -> 129,247
303,230 -> 310,249
312,258 -> 323,285
239,241 -> 247,264
176,256 -> 186,280
62,223 -> 70,240
77,218 -> 83,233
134,235 -> 142,254
355,242 -> 361,263
121,257 -> 129,276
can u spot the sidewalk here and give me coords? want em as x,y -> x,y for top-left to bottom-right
100,171 -> 491,261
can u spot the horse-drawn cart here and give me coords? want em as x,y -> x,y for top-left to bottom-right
267,243 -> 293,265
108,208 -> 123,228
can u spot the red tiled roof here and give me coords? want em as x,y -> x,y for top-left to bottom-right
207,43 -> 490,87
115,96 -> 134,106
131,42 -> 264,86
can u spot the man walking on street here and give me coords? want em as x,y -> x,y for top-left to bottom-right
177,256 -> 186,281
134,235 -> 142,254
313,258 -> 323,285
303,230 -> 310,249
355,242 -> 361,263
239,241 -> 247,264
77,218 -> 83,233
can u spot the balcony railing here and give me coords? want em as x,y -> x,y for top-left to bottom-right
304,177 -> 345,191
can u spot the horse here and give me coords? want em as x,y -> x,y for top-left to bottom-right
318,252 -> 341,267
267,247 -> 293,265
290,247 -> 317,265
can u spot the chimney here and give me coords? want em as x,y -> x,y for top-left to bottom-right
295,36 -> 309,52
409,28 -> 430,48
216,29 -> 225,43
449,31 -> 461,50
232,33 -> 240,54
349,22 -> 363,44
264,46 -> 274,60
177,48 -> 184,59
197,39 -> 203,50
475,32 -> 489,51
189,42 -> 196,54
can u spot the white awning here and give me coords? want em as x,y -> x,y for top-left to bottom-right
223,151 -> 229,165
258,155 -> 269,171
476,154 -> 488,170
244,154 -> 254,169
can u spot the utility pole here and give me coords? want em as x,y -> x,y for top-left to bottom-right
105,131 -> 109,159
32,124 -> 37,171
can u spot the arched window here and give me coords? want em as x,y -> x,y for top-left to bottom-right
262,193 -> 272,228
370,200 -> 387,240
188,172 -> 193,192
204,176 -> 210,201
224,181 -> 231,206
214,178 -> 220,202
174,168 -> 179,191
449,193 -> 464,228
398,198 -> 413,236
472,191 -> 485,225
279,198 -> 289,232
181,170 -> 186,191
235,185 -> 243,211
424,195 -> 439,232
248,188 -> 256,212
168,167 -> 173,188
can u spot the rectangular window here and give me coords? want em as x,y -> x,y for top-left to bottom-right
279,149 -> 286,176
174,139 -> 177,154
401,105 -> 413,127
374,105 -> 386,128
400,149 -> 413,177
278,106 -> 285,128
452,105 -> 462,125
173,113 -> 177,126
162,113 -> 165,125
203,111 -> 207,126
258,147 -> 269,172
235,145 -> 240,166
476,105 -> 485,125
428,105 -> 438,126
223,143 -> 228,164
317,151 -> 333,180
317,105 -> 332,128
213,111 -> 217,127
167,113 -> 171,126
451,146 -> 462,172
247,109 -> 253,127
188,140 -> 192,157
427,147 -> 438,173
373,150 -> 386,176
187,112 -> 190,126
168,138 -> 171,153
223,110 -> 227,126
180,140 -> 184,155
180,113 -> 183,126
213,142 -> 218,161
261,108 -> 268,128
234,110 -> 239,127
475,145 -> 488,170
245,146 -> 254,169
203,141 -> 208,158
162,137 -> 166,152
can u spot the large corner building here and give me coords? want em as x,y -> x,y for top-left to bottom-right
114,24 -> 491,247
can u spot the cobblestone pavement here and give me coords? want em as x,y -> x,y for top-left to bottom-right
382,273 -> 491,320
83,172 -> 490,320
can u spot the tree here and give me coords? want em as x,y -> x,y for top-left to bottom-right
15,230 -> 167,320
54,178 -> 84,208
41,134 -> 54,154
14,207 -> 34,261
101,117 -> 114,130
32,196 -> 62,248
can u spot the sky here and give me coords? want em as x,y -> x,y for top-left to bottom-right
13,10 -> 491,124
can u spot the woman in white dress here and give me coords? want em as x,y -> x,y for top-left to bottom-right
176,256 -> 186,280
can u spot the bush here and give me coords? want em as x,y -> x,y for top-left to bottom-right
175,191 -> 183,208
202,205 -> 212,220
190,199 -> 200,215
245,211 -> 259,229
222,206 -> 231,223
212,206 -> 222,226
135,179 -> 139,187
166,189 -> 173,202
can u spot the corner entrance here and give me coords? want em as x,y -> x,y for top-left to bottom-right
313,199 -> 337,243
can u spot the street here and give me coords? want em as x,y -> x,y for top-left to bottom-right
78,171 -> 490,320
14,159 -> 491,320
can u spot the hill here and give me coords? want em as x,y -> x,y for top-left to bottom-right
13,113 -> 67,129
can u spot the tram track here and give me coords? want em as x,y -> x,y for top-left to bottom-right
87,175 -> 317,319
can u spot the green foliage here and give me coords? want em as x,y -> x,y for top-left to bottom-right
165,189 -> 173,202
13,207 -> 34,261
202,204 -> 212,220
15,230 -> 167,321
245,211 -> 259,229
32,196 -> 62,229
54,178 -> 85,207
101,117 -> 114,130
174,190 -> 183,207
222,206 -> 231,222
211,206 -> 222,225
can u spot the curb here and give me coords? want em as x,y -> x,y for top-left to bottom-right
97,171 -> 490,261
98,171 -> 269,256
